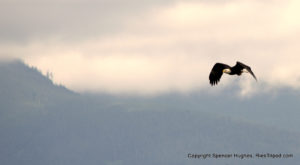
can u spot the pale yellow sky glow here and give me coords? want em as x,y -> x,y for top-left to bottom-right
1,0 -> 300,95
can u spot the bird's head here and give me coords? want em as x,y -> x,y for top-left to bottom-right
223,68 -> 231,74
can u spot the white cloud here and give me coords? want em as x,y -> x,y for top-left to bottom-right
1,0 -> 300,96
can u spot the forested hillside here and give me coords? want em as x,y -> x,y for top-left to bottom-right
0,60 -> 299,165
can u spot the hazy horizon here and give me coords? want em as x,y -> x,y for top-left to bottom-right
1,59 -> 300,165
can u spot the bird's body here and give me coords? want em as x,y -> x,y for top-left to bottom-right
209,61 -> 257,86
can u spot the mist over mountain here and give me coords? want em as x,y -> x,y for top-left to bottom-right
0,60 -> 299,165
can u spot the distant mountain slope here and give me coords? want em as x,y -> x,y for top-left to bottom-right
0,60 -> 74,100
0,60 -> 299,165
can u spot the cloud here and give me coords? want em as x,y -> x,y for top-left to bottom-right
0,0 -> 176,42
1,0 -> 300,96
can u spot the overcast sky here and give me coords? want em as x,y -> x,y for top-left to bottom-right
1,0 -> 300,96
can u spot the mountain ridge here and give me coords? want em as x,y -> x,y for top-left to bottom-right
0,60 -> 299,165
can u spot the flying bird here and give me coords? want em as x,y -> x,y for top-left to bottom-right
209,61 -> 257,86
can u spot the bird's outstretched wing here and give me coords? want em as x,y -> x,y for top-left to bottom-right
236,61 -> 257,81
209,63 -> 230,86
